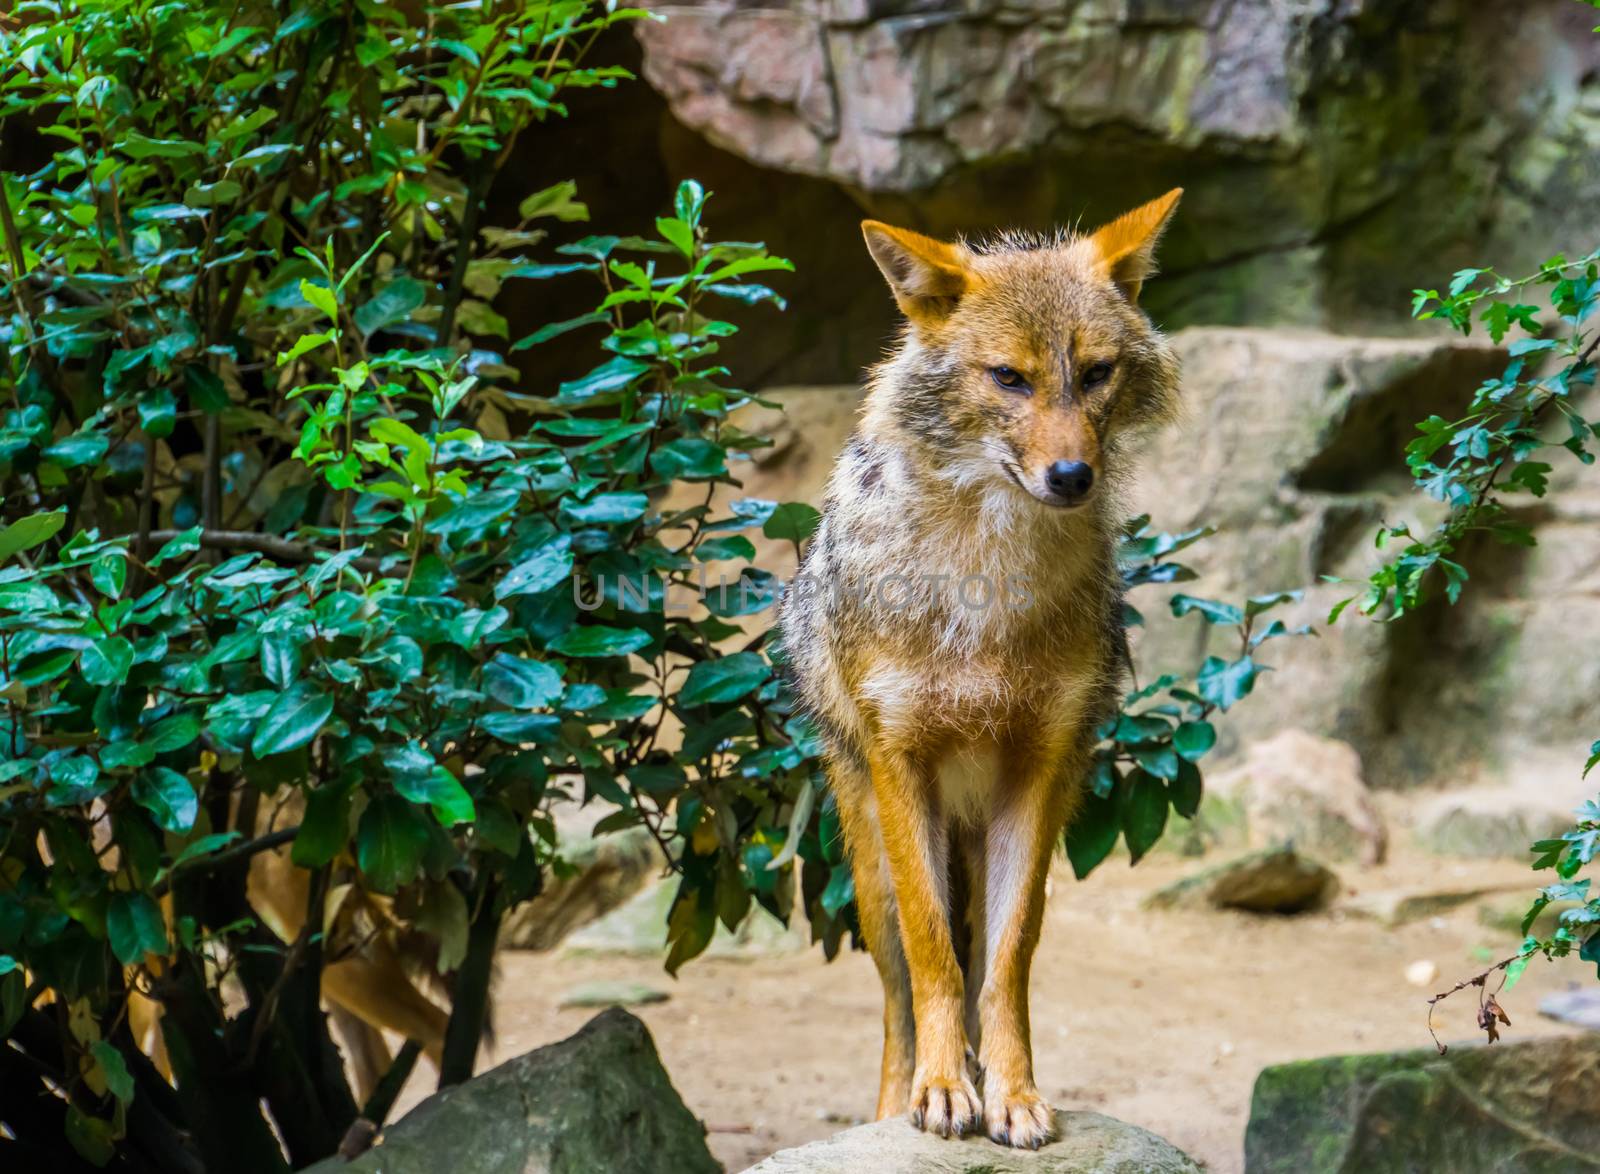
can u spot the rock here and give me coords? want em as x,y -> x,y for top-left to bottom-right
1404,960 -> 1439,988
557,980 -> 670,1010
1207,730 -> 1387,864
744,1110 -> 1200,1173
634,2 -> 1600,333
1479,895 -> 1582,939
1145,846 -> 1337,915
1539,989 -> 1600,1032
563,881 -> 809,959
1342,882 -> 1527,928
1158,791 -> 1249,859
304,1008 -> 718,1174
1244,1035 -> 1600,1172
1413,790 -> 1574,860
498,805 -> 664,951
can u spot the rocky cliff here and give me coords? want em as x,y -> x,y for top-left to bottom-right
636,0 -> 1600,333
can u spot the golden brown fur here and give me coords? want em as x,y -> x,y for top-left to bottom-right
778,191 -> 1182,1147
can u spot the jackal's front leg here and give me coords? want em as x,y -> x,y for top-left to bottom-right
977,749 -> 1078,1149
868,747 -> 978,1138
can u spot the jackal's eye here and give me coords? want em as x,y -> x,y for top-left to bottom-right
1082,362 -> 1114,390
990,366 -> 1029,393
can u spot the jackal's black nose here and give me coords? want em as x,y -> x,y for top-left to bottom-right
1045,460 -> 1094,502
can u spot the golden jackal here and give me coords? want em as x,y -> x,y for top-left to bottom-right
779,190 -> 1183,1148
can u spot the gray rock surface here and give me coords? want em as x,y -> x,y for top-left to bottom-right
1145,846 -> 1337,914
743,1110 -> 1200,1173
1208,730 -> 1387,863
1539,989 -> 1600,1032
1245,1035 -> 1600,1172
1413,790 -> 1575,860
304,1008 -> 718,1174
635,1 -> 1600,332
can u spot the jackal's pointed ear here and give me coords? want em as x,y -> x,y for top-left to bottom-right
861,221 -> 969,323
1088,188 -> 1182,304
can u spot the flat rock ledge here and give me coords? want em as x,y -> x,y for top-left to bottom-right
743,1110 -> 1201,1173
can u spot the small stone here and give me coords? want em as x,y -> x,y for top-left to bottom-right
557,980 -> 670,1009
1144,845 -> 1338,914
1405,960 -> 1438,987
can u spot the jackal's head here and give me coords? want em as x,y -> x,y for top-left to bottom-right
861,190 -> 1182,510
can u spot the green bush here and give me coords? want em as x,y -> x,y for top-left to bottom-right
0,2 -> 829,1169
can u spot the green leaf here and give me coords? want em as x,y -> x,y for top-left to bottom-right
1169,594 -> 1244,625
1196,656 -> 1260,712
292,784 -> 352,869
403,767 -> 476,828
1132,744 -> 1179,781
132,768 -> 198,833
1172,721 -> 1217,762
354,277 -> 426,335
356,795 -> 430,894
563,492 -> 648,525
1169,758 -> 1203,819
81,636 -> 133,686
251,683 -> 334,758
656,215 -> 694,257
518,180 -> 589,222
1065,786 -> 1121,879
495,538 -> 574,599
107,892 -> 168,964
0,510 -> 65,563
483,654 -> 563,709
511,311 -> 608,351
548,626 -> 652,658
121,131 -> 205,159
1122,769 -> 1168,865
680,652 -> 771,706
762,502 -> 821,544
91,1040 -> 135,1103
557,356 -> 648,400
65,1106 -> 116,1167
820,863 -> 855,917
300,279 -> 339,322
277,329 -> 336,365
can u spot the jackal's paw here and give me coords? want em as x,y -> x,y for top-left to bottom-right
983,1084 -> 1055,1149
908,1071 -> 980,1139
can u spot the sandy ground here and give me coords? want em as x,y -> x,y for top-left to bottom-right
389,837 -> 1591,1172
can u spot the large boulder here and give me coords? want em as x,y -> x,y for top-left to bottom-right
744,1110 -> 1200,1173
634,1 -> 1600,332
1244,1035 -> 1600,1173
304,1009 -> 718,1174
1207,730 -> 1387,864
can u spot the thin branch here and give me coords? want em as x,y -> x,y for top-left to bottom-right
152,825 -> 300,898
142,529 -> 386,572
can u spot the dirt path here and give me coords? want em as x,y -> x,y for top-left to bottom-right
397,845 -> 1589,1171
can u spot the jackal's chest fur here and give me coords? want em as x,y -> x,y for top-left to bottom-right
781,450 -> 1121,770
